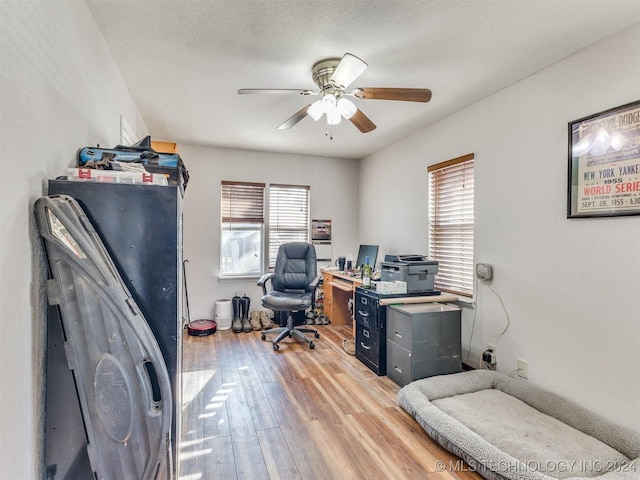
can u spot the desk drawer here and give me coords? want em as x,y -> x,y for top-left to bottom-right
356,319 -> 385,373
386,340 -> 412,387
356,326 -> 376,360
355,309 -> 373,330
387,309 -> 413,351
356,293 -> 377,318
356,327 -> 384,375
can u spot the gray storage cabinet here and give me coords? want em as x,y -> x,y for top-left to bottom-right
386,303 -> 461,387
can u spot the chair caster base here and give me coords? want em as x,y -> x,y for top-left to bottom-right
309,342 -> 315,349
273,343 -> 280,351
314,332 -> 320,338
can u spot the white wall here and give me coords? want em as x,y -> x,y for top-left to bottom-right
179,143 -> 359,321
359,26 -> 640,432
0,3 -> 147,478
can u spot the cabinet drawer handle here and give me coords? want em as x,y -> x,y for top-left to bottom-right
360,342 -> 370,350
394,331 -> 403,339
394,366 -> 402,374
363,330 -> 369,339
358,310 -> 369,317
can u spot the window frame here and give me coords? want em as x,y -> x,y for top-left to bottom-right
219,181 -> 265,278
219,181 -> 310,277
428,153 -> 475,297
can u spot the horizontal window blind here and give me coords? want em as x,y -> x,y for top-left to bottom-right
428,154 -> 474,297
220,181 -> 265,276
221,181 -> 265,223
269,184 -> 310,268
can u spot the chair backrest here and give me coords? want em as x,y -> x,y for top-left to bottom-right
272,242 -> 317,293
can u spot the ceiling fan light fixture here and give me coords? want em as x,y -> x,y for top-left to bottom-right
307,100 -> 324,121
320,93 -> 337,113
337,97 -> 357,119
330,53 -> 368,89
327,108 -> 342,125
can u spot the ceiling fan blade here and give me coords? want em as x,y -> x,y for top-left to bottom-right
354,87 -> 432,102
330,53 -> 368,89
278,105 -> 310,130
238,89 -> 317,95
349,109 -> 376,133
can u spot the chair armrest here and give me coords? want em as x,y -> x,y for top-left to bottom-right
309,275 -> 321,292
257,272 -> 274,295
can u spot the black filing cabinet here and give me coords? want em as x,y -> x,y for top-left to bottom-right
386,303 -> 461,387
355,288 -> 387,375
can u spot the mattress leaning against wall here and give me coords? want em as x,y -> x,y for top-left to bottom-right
35,195 -> 173,480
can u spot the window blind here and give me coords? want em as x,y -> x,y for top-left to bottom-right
428,154 -> 474,297
221,181 -> 265,223
268,184 -> 310,267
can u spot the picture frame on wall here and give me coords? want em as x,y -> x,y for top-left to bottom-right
311,219 -> 331,240
567,100 -> 640,218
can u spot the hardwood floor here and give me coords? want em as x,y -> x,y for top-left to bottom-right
178,324 -> 481,480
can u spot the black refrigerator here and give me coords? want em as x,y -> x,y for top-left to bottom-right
46,178 -> 183,478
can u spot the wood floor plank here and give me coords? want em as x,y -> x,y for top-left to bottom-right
262,382 -> 334,480
256,427 -> 302,480
240,378 -> 279,431
305,416 -> 393,480
202,435 -> 238,480
304,418 -> 365,480
342,410 -> 438,479
225,380 -> 270,479
306,372 -> 365,418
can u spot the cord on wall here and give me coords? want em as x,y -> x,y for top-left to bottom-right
466,268 -> 512,369
464,278 -> 479,365
486,284 -> 511,346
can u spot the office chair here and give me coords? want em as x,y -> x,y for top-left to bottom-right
257,242 -> 321,351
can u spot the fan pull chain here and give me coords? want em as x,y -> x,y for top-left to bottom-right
325,126 -> 334,140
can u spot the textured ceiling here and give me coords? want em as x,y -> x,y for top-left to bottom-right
86,0 -> 640,159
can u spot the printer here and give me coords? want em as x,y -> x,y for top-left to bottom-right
380,254 -> 439,292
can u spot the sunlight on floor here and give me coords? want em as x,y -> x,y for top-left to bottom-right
178,474 -> 202,480
180,368 -> 217,407
178,378 -> 237,479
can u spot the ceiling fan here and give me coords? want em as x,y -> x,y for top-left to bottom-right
238,53 -> 432,133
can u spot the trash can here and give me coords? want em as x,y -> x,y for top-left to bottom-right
215,299 -> 232,330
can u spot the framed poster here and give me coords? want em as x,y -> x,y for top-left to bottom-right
311,219 -> 331,240
568,100 -> 640,218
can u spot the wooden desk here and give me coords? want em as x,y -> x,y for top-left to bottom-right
321,269 -> 362,333
321,267 -> 459,337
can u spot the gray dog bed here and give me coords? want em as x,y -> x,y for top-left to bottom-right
398,370 -> 640,480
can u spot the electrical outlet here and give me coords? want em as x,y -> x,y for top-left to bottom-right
517,359 -> 529,379
487,344 -> 497,363
482,343 -> 497,366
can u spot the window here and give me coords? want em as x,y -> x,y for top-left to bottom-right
220,181 -> 265,277
268,184 -> 310,268
220,182 -> 310,276
428,154 -> 474,297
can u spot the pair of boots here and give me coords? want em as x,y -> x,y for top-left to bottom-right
232,294 -> 251,333
249,310 -> 275,331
